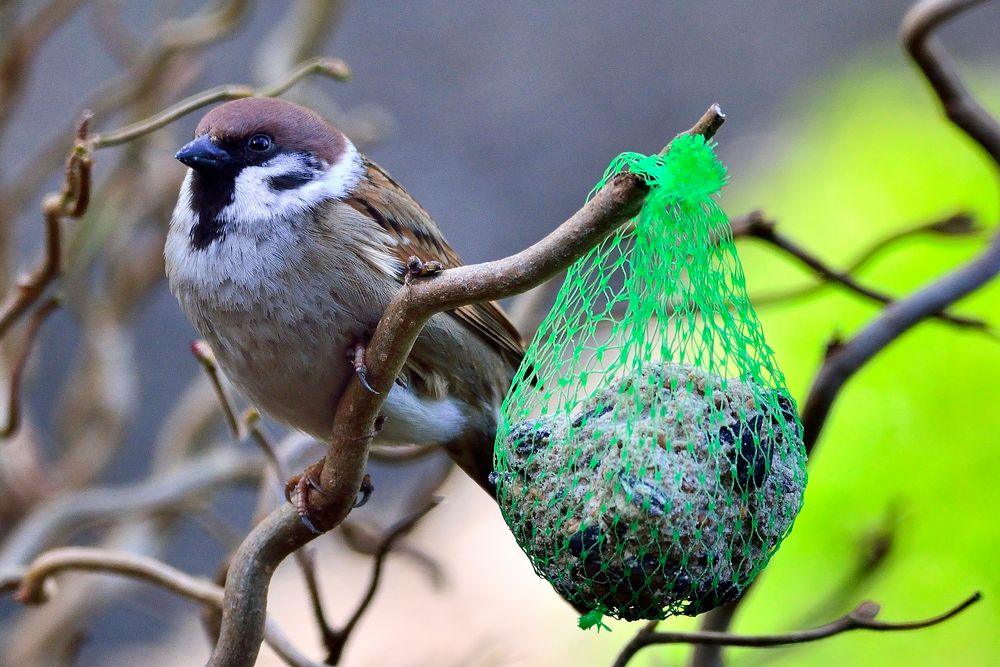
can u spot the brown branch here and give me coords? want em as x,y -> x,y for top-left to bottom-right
0,114 -> 91,339
801,0 -> 1000,453
324,498 -> 441,665
900,0 -> 1000,166
613,593 -> 980,667
0,447 -> 261,570
191,340 -> 339,660
733,210 -> 990,331
208,104 -> 715,667
191,340 -> 242,438
750,212 -> 979,307
90,56 -> 351,149
5,547 -> 322,667
0,297 -> 58,438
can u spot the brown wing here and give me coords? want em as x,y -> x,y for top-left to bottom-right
345,158 -> 525,365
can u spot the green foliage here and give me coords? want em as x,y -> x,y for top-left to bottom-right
713,57 -> 1000,666
494,136 -> 807,624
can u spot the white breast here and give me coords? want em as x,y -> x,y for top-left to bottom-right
164,181 -> 468,444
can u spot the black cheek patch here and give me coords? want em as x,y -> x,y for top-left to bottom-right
268,171 -> 314,191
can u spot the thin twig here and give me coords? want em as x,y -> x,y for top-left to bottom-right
324,498 -> 441,665
0,114 -> 91,339
5,547 -> 322,667
0,297 -> 59,438
0,447 -> 261,570
612,593 -> 981,667
90,56 -> 351,148
193,338 -> 339,660
750,213 -> 979,306
191,340 -> 241,437
734,210 -> 990,331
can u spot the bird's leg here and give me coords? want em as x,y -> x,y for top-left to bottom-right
405,255 -> 443,283
347,341 -> 378,395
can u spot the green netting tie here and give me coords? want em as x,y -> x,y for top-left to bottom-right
577,608 -> 611,632
591,134 -> 728,207
493,134 -> 808,624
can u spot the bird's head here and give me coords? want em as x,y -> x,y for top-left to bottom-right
174,97 -> 362,249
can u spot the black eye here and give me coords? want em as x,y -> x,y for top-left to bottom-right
247,134 -> 273,152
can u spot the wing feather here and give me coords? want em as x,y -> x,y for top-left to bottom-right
345,158 -> 525,365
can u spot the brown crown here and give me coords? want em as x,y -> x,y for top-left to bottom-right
194,97 -> 345,164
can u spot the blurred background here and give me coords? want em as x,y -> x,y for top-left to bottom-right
1,1 -> 999,665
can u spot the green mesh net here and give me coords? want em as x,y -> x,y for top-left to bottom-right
493,135 -> 808,626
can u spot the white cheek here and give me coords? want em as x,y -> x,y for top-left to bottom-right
221,140 -> 364,228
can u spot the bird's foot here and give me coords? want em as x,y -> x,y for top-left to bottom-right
405,255 -> 443,283
347,341 -> 378,395
285,461 -> 326,534
285,466 -> 375,533
355,473 -> 374,508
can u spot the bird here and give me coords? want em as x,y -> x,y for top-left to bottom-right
165,97 -> 524,513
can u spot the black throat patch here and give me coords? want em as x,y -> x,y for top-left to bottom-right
189,170 -> 237,250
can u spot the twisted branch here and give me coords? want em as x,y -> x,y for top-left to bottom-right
4,547 -> 322,667
733,210 -> 990,331
614,593 -> 980,667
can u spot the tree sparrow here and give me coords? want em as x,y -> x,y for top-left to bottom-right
165,97 -> 524,502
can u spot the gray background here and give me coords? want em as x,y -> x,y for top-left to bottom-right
4,1 -> 1000,664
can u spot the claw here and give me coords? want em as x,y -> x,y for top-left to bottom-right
349,342 -> 379,395
285,462 -> 326,534
354,473 -> 374,508
405,256 -> 443,283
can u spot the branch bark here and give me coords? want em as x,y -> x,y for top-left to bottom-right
614,593 -> 980,667
801,0 -> 1000,451
4,546 -> 322,667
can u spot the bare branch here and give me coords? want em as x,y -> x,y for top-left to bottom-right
90,56 -> 351,148
4,546 -> 322,667
191,340 -> 242,438
324,498 -> 441,665
675,103 -> 727,145
613,593 -> 980,667
0,447 -> 261,570
0,297 -> 58,438
0,114 -> 91,339
733,210 -> 991,331
750,212 -> 979,307
900,0 -> 1000,166
801,0 -> 1000,452
192,338 -> 340,657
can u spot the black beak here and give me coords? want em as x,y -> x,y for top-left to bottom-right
175,135 -> 234,172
